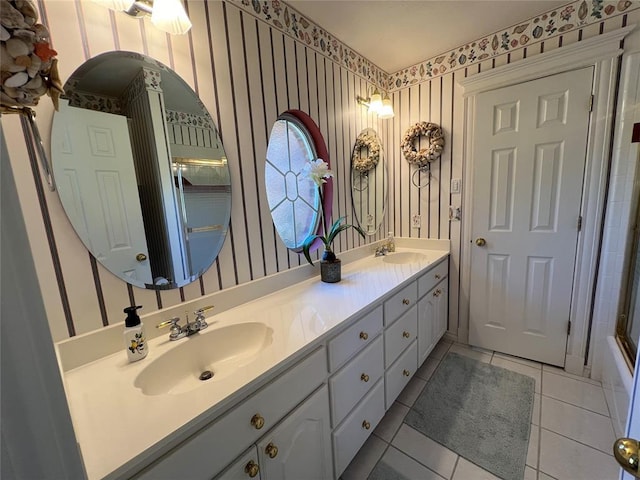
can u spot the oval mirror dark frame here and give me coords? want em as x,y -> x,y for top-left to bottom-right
51,51 -> 231,290
351,128 -> 387,235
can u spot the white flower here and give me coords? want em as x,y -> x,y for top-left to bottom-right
303,158 -> 333,187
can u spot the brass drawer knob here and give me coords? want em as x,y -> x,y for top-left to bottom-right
245,460 -> 260,478
265,442 -> 279,459
402,298 -> 410,305
435,274 -> 441,279
251,413 -> 265,430
362,420 -> 371,430
403,369 -> 410,377
361,373 -> 369,382
359,331 -> 368,340
402,331 -> 410,338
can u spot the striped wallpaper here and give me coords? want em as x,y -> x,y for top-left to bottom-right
2,0 -> 639,343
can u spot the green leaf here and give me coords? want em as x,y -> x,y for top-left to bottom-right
302,234 -> 321,266
352,223 -> 367,239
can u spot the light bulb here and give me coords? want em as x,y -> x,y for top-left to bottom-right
378,95 -> 394,119
368,89 -> 382,113
151,0 -> 192,35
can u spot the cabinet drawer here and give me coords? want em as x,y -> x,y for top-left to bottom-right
135,347 -> 327,480
385,305 -> 417,367
215,447 -> 260,480
329,335 -> 383,427
383,282 -> 418,326
332,379 -> 385,477
418,258 -> 448,298
328,305 -> 383,372
385,341 -> 418,409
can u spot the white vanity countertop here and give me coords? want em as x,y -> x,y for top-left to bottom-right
62,245 -> 449,479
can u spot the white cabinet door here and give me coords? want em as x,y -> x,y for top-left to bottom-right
257,385 -> 332,480
435,281 -> 448,341
418,292 -> 436,366
418,279 -> 448,365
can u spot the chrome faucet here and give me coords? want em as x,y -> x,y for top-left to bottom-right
374,244 -> 389,257
157,305 -> 213,341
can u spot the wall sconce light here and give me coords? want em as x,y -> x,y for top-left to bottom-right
356,88 -> 394,119
93,0 -> 192,35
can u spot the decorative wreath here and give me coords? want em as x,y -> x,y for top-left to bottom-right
401,121 -> 445,166
352,131 -> 381,173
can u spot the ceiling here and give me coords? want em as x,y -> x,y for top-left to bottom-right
287,1 -> 569,73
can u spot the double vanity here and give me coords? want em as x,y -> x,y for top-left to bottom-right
59,242 -> 449,479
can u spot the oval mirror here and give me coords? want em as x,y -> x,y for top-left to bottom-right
351,128 -> 387,235
51,51 -> 231,290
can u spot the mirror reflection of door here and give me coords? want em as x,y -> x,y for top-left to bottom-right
52,100 -> 153,284
351,128 -> 387,235
51,51 -> 231,290
617,143 -> 640,367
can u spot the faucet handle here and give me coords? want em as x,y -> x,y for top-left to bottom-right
157,317 -> 184,340
156,316 -> 180,329
193,305 -> 214,330
194,305 -> 214,316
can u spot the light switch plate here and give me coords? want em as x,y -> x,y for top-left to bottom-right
412,214 -> 421,228
451,178 -> 461,194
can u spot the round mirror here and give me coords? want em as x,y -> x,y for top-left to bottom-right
351,128 -> 387,235
51,51 -> 231,290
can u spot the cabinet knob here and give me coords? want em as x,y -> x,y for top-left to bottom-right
402,298 -> 410,305
245,460 -> 260,478
265,442 -> 279,459
361,373 -> 369,382
435,274 -> 441,280
362,420 -> 371,430
359,331 -> 368,341
433,289 -> 441,297
402,331 -> 411,338
403,369 -> 411,377
135,253 -> 147,262
251,413 -> 265,430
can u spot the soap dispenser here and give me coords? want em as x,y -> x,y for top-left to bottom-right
123,305 -> 147,362
387,232 -> 396,252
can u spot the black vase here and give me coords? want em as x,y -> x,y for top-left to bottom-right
320,249 -> 341,283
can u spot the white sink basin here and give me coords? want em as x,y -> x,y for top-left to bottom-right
135,322 -> 273,396
382,251 -> 428,264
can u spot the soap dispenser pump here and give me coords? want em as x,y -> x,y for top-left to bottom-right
123,305 -> 147,362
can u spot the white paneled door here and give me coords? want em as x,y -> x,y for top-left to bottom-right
52,101 -> 153,285
469,67 -> 593,366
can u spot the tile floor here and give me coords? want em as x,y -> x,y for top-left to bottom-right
341,338 -> 621,480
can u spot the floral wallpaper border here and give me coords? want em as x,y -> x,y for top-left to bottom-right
387,0 -> 640,91
165,109 -> 214,130
230,0 -> 389,90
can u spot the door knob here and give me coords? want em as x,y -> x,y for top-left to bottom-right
136,253 -> 147,262
475,238 -> 486,247
614,437 -> 640,477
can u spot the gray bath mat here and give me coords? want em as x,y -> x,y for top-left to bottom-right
404,352 -> 535,480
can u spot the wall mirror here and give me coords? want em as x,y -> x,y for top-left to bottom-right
51,51 -> 231,290
351,128 -> 387,235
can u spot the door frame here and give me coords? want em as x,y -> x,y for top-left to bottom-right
457,25 -> 634,374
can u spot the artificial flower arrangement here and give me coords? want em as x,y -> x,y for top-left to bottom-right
301,158 -> 366,266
